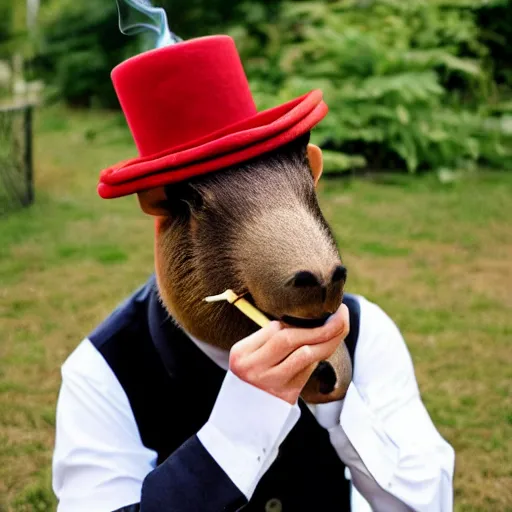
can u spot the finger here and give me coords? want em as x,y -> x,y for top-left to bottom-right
286,362 -> 318,395
229,320 -> 282,366
255,304 -> 350,367
265,335 -> 342,386
270,362 -> 318,404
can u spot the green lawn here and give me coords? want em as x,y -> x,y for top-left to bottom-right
0,106 -> 511,511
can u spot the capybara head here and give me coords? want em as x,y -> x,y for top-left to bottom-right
145,132 -> 351,402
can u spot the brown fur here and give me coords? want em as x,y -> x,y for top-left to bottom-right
154,133 -> 350,401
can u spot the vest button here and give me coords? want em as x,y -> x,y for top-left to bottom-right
265,498 -> 283,512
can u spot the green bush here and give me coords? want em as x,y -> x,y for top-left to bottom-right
0,2 -> 24,61
476,0 -> 512,90
34,0 -> 143,107
0,3 -> 13,53
229,0 -> 512,174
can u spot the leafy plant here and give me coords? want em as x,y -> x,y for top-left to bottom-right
229,0 -> 512,173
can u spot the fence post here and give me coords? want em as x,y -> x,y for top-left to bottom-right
23,105 -> 34,206
0,103 -> 34,214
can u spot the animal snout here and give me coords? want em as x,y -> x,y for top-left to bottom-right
276,264 -> 346,324
288,265 -> 347,289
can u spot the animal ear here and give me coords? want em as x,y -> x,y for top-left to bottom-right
137,187 -> 169,216
307,143 -> 323,186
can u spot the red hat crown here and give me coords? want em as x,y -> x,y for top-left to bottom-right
113,36 -> 257,157
98,35 -> 328,199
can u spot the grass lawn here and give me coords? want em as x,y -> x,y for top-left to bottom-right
0,105 -> 511,511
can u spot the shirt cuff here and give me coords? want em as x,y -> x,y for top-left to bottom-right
197,370 -> 301,499
340,382 -> 399,490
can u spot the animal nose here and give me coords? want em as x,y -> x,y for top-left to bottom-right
289,265 -> 347,288
289,271 -> 320,288
280,265 -> 346,324
331,265 -> 347,284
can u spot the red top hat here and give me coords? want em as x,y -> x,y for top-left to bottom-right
97,35 -> 328,199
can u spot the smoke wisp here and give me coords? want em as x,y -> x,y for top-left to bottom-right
116,0 -> 181,48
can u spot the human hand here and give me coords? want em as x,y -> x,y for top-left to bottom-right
300,340 -> 352,404
229,304 -> 350,405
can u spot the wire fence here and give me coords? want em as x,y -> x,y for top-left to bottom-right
0,104 -> 33,215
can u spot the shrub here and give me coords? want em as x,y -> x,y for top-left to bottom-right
229,0 -> 512,174
476,0 -> 512,90
34,0 -> 142,107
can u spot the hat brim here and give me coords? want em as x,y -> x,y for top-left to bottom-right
98,89 -> 328,199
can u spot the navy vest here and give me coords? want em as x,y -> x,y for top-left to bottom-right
89,275 -> 361,511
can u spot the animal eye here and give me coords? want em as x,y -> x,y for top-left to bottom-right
164,183 -> 204,218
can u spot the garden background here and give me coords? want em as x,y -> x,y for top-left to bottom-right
0,0 -> 511,510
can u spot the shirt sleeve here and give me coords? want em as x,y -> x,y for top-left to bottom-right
197,370 -> 301,499
316,296 -> 455,512
53,339 -> 301,511
52,339 -> 158,512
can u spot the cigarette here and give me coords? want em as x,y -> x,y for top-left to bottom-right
204,289 -> 271,328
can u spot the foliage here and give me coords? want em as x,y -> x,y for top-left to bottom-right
33,0 -> 143,107
476,0 -> 512,89
0,2 -> 26,60
228,0 -> 512,174
157,0 -> 282,40
0,3 -> 13,53
33,0 -> 274,107
4,0 -> 512,172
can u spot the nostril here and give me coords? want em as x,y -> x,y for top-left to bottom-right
289,270 -> 320,288
332,265 -> 347,284
312,361 -> 337,394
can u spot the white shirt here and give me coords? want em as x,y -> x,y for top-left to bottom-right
52,295 -> 454,511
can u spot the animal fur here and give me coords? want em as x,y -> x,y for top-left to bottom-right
154,132 -> 351,402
